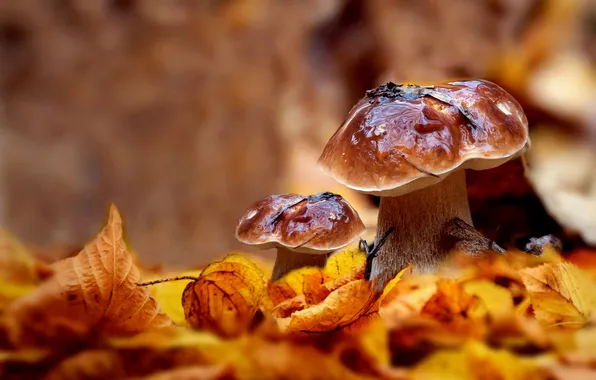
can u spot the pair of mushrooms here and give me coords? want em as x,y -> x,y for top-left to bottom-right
236,79 -> 529,291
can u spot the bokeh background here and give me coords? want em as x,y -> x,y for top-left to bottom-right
1,0 -> 595,269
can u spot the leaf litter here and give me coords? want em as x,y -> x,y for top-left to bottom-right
1,205 -> 596,379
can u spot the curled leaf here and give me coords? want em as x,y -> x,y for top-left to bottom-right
2,205 -> 173,348
182,254 -> 266,337
273,279 -> 376,333
272,266 -> 407,334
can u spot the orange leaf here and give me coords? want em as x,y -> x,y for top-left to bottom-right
2,205 -> 173,348
267,267 -> 328,306
182,254 -> 266,337
419,279 -> 485,338
380,275 -> 438,328
274,279 -> 377,333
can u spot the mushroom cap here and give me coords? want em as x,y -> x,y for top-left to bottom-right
318,79 -> 530,196
235,192 -> 366,254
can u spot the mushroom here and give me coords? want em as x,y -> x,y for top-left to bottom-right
318,80 -> 530,291
235,192 -> 366,281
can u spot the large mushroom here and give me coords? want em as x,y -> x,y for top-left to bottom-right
235,192 -> 366,281
318,80 -> 530,292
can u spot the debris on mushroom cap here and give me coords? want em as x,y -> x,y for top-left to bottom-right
235,192 -> 366,254
318,79 -> 530,196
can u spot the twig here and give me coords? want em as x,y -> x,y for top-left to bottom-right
136,276 -> 200,287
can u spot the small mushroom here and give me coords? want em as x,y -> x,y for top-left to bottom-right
235,192 -> 366,281
318,80 -> 530,291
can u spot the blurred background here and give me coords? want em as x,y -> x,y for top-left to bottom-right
0,0 -> 595,269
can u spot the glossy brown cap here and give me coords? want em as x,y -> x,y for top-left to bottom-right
318,79 -> 530,196
235,192 -> 366,254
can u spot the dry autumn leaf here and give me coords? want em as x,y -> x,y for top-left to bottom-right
273,266 -> 408,334
324,246 -> 366,279
419,280 -> 486,339
182,254 -> 266,337
380,274 -> 439,327
411,340 -> 549,380
520,262 -> 596,329
0,228 -> 48,310
267,246 -> 366,307
145,270 -> 203,325
1,205 -> 173,348
273,278 -> 376,333
267,267 -> 328,307
462,280 -> 514,321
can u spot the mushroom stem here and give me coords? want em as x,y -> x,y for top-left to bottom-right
271,247 -> 329,281
370,170 -> 472,292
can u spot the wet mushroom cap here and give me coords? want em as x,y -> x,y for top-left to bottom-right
318,79 -> 530,196
235,192 -> 366,254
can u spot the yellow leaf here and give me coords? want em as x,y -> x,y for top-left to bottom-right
412,341 -> 547,380
0,228 -> 38,284
0,229 -> 45,309
182,254 -> 266,337
379,265 -> 411,302
324,246 -> 365,279
463,280 -> 514,320
267,267 -> 328,306
411,349 -> 469,380
520,262 -> 596,329
147,270 -> 203,325
3,204 -> 173,348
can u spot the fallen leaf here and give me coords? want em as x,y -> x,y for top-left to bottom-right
324,246 -> 366,279
0,228 -> 39,285
419,280 -> 485,339
0,229 -> 45,310
146,270 -> 203,325
380,275 -> 439,327
2,205 -> 173,348
411,340 -> 548,380
520,262 -> 596,329
138,364 -> 235,380
274,279 -> 377,334
182,254 -> 266,337
267,246 -> 366,308
247,336 -> 376,380
462,280 -> 514,321
267,267 -> 328,307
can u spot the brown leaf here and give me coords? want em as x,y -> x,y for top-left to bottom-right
2,205 -> 173,348
182,254 -> 266,338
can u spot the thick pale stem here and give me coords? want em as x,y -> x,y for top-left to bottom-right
370,170 -> 472,292
271,247 -> 329,281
